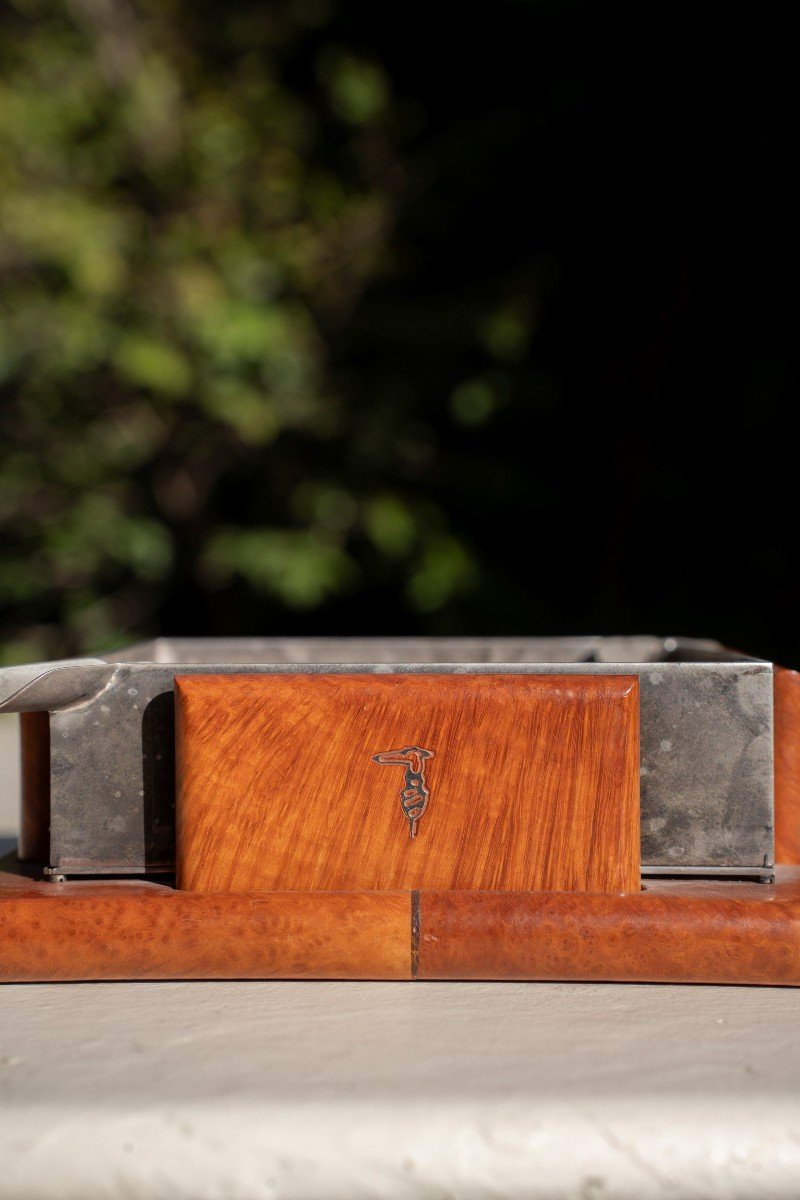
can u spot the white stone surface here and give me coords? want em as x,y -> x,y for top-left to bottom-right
2,712 -> 800,1198
2,979 -> 800,1199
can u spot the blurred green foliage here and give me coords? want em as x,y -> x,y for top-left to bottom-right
7,2 -> 789,666
0,0 -> 489,661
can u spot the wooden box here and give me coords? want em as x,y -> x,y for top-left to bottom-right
2,651 -> 800,987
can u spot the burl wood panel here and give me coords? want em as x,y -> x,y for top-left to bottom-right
18,711 -> 50,864
175,673 -> 640,895
3,870 -> 800,984
416,875 -> 800,985
0,877 -> 409,981
775,666 -> 800,864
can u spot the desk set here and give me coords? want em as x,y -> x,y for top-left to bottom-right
1,636 -> 799,984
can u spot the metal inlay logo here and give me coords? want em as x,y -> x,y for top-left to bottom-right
372,746 -> 435,839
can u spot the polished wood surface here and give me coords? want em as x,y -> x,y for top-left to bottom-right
18,711 -> 50,864
2,868 -> 800,984
0,874 -> 409,981
416,876 -> 800,984
774,666 -> 800,864
175,673 -> 640,895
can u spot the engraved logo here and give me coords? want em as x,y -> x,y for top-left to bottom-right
372,746 -> 435,839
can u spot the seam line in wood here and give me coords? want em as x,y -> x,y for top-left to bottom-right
411,889 -> 420,980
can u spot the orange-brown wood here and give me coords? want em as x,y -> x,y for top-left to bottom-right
416,874 -> 800,984
18,711 -> 50,864
0,874 -> 409,981
175,673 -> 640,895
775,666 -> 800,864
3,868 -> 800,984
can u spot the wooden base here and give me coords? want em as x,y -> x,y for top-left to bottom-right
2,866 -> 800,985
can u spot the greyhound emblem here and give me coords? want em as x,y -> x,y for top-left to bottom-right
372,746 -> 435,839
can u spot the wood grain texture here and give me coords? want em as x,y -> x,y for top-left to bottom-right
18,711 -> 50,864
775,666 -> 800,864
416,875 -> 800,985
175,673 -> 640,895
2,870 -> 800,984
0,878 -> 409,981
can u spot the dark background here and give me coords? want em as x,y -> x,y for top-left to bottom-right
1,0 -> 797,664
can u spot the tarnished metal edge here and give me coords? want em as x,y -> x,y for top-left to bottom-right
643,866 -> 774,880
0,660 -> 114,714
90,659 -> 775,675
3,652 -> 773,712
2,638 -> 769,715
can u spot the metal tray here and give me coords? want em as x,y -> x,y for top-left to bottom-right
0,636 -> 774,879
